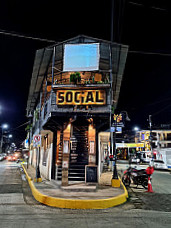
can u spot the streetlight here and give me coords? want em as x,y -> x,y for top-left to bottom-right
0,123 -> 9,153
2,124 -> 8,129
111,111 -> 130,187
133,126 -> 139,131
148,115 -> 154,166
8,134 -> 12,138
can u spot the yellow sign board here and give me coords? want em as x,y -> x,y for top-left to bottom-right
56,90 -> 106,105
125,143 -> 144,148
116,143 -> 144,148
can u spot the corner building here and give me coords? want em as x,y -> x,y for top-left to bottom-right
27,35 -> 128,185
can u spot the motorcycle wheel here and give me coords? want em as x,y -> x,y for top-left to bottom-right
142,180 -> 148,189
122,176 -> 131,186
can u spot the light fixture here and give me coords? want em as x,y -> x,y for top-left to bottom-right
2,123 -> 8,129
134,127 -> 139,131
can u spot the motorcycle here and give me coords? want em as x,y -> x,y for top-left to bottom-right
122,167 -> 148,189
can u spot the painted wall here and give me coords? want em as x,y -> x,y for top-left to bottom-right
39,144 -> 53,180
29,131 -> 53,180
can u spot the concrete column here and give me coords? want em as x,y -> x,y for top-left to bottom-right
62,123 -> 71,186
56,130 -> 60,165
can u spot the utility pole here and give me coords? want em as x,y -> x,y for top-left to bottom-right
110,0 -> 120,187
109,0 -> 114,166
109,0 -> 114,170
113,115 -> 118,179
149,115 -> 154,164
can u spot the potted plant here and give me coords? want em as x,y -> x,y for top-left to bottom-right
70,72 -> 81,84
75,72 -> 81,83
70,73 -> 75,84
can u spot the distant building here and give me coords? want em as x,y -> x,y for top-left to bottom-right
26,35 -> 128,185
136,130 -> 171,150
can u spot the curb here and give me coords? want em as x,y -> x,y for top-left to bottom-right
21,164 -> 128,209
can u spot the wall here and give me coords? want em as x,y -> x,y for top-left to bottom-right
39,144 -> 53,180
29,131 -> 53,180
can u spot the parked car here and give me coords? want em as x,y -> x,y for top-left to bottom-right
131,156 -> 140,164
1,153 -> 7,160
7,155 -> 17,162
0,155 -> 4,161
140,151 -> 152,163
153,160 -> 168,170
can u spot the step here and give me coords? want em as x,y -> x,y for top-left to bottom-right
69,168 -> 85,172
68,177 -> 85,181
68,173 -> 85,178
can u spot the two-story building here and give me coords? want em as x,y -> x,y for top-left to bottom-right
136,130 -> 171,151
26,35 -> 128,185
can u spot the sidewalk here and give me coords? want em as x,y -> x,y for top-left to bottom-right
21,163 -> 128,209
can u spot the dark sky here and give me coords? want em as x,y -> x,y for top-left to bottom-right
0,0 -> 171,145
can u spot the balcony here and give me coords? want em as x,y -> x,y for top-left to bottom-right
52,71 -> 110,86
39,83 -> 111,129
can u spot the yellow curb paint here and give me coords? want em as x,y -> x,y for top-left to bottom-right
111,179 -> 121,188
21,164 -> 128,209
34,178 -> 42,183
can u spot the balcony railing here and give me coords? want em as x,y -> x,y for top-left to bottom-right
52,72 -> 110,86
41,96 -> 52,126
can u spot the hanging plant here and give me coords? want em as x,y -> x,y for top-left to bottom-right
25,124 -> 32,132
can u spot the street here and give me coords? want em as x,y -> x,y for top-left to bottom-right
0,160 -> 171,228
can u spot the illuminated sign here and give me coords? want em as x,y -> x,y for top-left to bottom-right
56,90 -> 106,105
112,114 -> 124,127
63,43 -> 99,72
116,143 -> 144,148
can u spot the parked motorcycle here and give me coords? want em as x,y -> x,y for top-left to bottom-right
122,167 -> 148,189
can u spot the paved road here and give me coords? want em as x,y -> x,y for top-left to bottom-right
153,171 -> 171,194
0,160 -> 171,228
117,163 -> 171,212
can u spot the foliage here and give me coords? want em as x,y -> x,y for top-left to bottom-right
70,72 -> 81,84
35,108 -> 40,121
25,124 -> 32,132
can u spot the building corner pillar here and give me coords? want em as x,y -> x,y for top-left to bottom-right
61,123 -> 71,186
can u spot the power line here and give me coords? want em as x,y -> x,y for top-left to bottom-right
152,103 -> 171,117
0,29 -> 56,43
129,50 -> 171,56
1,28 -> 171,57
13,121 -> 30,130
7,121 -> 30,134
129,1 -> 168,12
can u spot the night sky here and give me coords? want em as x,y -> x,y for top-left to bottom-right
0,0 -> 171,145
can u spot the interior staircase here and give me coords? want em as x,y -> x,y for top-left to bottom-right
56,125 -> 88,182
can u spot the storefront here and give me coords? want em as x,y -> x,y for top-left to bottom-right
27,35 -> 128,185
98,132 -> 144,173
